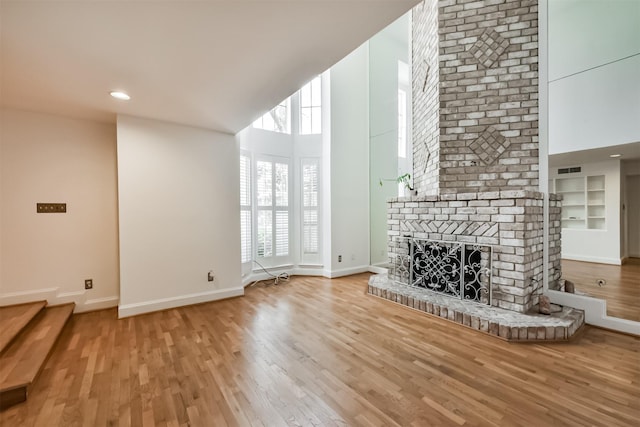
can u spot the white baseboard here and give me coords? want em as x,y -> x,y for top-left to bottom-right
368,265 -> 389,274
0,287 -> 119,312
0,287 -> 60,306
292,266 -> 325,275
81,296 -> 121,313
548,290 -> 640,336
562,254 -> 622,265
242,266 -> 325,287
322,265 -> 370,278
118,287 -> 244,318
243,264 -> 383,285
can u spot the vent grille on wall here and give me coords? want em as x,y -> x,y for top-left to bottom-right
558,166 -> 582,174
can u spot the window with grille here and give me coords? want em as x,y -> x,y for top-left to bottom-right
398,88 -> 407,158
256,158 -> 290,259
398,60 -> 410,159
299,77 -> 322,135
253,98 -> 291,134
301,159 -> 320,262
240,154 -> 252,263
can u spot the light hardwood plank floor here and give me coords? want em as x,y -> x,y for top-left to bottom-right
1,273 -> 639,426
562,259 -> 640,322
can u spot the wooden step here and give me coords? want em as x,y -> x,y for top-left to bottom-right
0,301 -> 48,355
0,303 -> 75,409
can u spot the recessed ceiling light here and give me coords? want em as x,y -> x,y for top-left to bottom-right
609,154 -> 622,158
110,91 -> 130,100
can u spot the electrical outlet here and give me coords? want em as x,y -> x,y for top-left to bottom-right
338,255 -> 342,262
85,279 -> 93,290
207,271 -> 215,282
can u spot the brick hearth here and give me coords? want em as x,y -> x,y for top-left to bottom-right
368,274 -> 584,341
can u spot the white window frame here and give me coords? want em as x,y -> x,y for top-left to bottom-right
397,60 -> 412,196
398,88 -> 407,158
240,151 -> 252,265
300,158 -> 321,265
253,155 -> 292,266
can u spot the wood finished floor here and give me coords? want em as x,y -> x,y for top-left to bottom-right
562,259 -> 640,322
1,273 -> 639,426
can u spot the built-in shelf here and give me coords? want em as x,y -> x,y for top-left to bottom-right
553,175 -> 606,230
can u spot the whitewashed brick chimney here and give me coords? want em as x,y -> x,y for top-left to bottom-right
387,0 -> 562,313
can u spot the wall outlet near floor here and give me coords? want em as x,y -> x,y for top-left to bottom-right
208,271 -> 215,282
85,279 -> 93,290
338,255 -> 342,262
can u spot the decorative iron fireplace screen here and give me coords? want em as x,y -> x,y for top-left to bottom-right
393,238 -> 492,305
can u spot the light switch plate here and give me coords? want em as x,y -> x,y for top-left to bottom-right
37,203 -> 67,213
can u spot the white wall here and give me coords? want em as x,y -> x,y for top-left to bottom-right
0,109 -> 119,311
622,160 -> 640,258
328,44 -> 371,276
551,159 -> 621,264
548,55 -> 640,154
625,175 -> 640,258
548,0 -> 640,155
369,13 -> 410,267
117,115 -> 242,317
549,0 -> 640,82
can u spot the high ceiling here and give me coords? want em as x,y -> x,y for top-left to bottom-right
1,0 -> 419,134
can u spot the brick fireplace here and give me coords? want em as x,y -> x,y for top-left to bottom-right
367,0 -> 581,340
386,190 -> 560,313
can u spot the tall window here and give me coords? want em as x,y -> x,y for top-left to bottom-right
398,60 -> 409,159
299,77 -> 322,134
240,154 -> 252,263
256,158 -> 290,259
253,98 -> 290,133
301,159 -> 320,261
398,89 -> 407,158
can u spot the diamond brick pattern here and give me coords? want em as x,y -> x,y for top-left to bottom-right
412,0 -> 539,194
468,28 -> 509,69
400,220 -> 498,237
469,126 -> 510,165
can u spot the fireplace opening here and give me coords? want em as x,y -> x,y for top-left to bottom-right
393,238 -> 492,306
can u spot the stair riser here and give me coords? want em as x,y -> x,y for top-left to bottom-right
0,386 -> 27,410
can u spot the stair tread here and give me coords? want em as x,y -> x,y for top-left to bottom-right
0,303 -> 74,392
0,301 -> 47,354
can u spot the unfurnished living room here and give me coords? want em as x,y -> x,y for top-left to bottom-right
1,0 -> 639,426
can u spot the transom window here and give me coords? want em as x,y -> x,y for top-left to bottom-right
253,98 -> 291,134
299,76 -> 322,135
